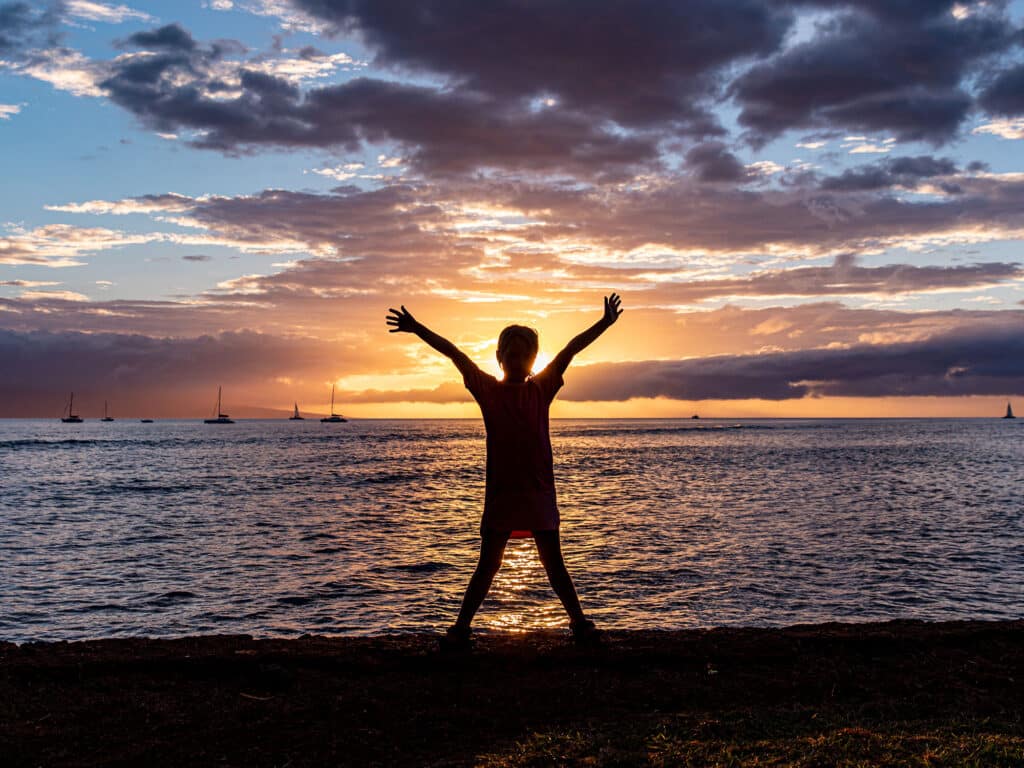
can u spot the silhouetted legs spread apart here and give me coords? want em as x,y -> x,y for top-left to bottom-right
454,530 -> 586,631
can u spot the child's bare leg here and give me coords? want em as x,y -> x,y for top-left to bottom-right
533,530 -> 587,624
454,530 -> 509,629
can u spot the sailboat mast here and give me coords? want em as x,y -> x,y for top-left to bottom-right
217,386 -> 222,416
330,384 -> 335,415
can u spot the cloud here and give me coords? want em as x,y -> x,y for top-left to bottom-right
288,0 -> 793,132
326,322 -> 1024,403
8,5 -> 1024,181
0,102 -> 22,119
45,192 -> 196,214
45,166 -> 1024,313
972,119 -> 1024,140
555,324 -> 1024,401
118,22 -> 196,50
685,141 -> 750,182
641,254 -> 1022,304
95,33 -> 660,177
1,46 -> 106,97
978,63 -> 1024,117
0,223 -> 158,267
18,289 -> 89,302
182,253 -> 212,262
0,328 -> 365,416
819,156 -> 960,192
0,2 -> 62,58
65,1 -> 154,24
731,3 -> 1014,145
479,170 -> 1024,257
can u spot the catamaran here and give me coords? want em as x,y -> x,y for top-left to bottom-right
289,402 -> 304,420
61,392 -> 83,423
204,386 -> 235,424
101,400 -> 114,422
320,385 -> 347,423
1004,402 -> 1016,419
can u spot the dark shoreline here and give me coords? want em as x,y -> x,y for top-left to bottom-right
3,619 -> 1022,766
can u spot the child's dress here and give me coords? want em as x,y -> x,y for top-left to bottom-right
463,364 -> 564,538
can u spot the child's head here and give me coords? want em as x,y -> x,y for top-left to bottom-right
496,324 -> 539,379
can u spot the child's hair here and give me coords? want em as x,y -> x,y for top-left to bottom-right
497,324 -> 539,360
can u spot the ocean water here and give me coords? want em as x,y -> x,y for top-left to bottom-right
1,418 -> 1021,641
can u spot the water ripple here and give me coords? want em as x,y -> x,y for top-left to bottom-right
1,417 -> 1022,640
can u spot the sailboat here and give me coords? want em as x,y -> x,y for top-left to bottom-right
61,392 -> 83,423
320,385 -> 347,423
101,400 -> 114,422
289,402 -> 304,420
1004,402 -> 1016,419
204,386 -> 235,424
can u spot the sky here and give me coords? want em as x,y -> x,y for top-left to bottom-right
1,0 -> 1023,418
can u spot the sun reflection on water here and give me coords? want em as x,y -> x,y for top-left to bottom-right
478,538 -> 566,632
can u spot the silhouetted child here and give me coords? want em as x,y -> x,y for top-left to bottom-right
386,294 -> 623,648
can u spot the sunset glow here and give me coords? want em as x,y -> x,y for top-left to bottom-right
2,1 -> 1023,417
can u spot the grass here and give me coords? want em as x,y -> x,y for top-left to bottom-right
2,620 -> 1021,766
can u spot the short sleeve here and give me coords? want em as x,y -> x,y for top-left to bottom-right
463,362 -> 497,402
531,364 -> 564,404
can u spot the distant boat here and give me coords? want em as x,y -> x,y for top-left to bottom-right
204,386 -> 235,424
691,414 -> 700,419
101,400 -> 114,422
289,402 -> 305,420
140,419 -> 154,423
61,392 -> 83,423
1004,402 -> 1016,419
320,385 -> 347,423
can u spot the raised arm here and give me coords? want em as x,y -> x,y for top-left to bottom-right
386,305 -> 478,378
550,293 -> 623,376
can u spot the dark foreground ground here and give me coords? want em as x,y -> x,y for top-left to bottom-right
2,620 -> 1021,767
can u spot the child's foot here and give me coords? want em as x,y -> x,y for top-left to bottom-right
570,619 -> 603,646
439,624 -> 473,653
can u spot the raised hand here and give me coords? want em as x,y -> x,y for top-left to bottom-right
602,293 -> 623,326
386,305 -> 419,333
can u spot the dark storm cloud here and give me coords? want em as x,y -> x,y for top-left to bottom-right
597,325 -> 1024,399
119,23 -> 197,51
978,63 -> 1024,116
820,156 -> 960,191
288,0 -> 793,132
61,4 -> 1023,176
0,1 -> 61,57
731,4 -> 1015,144
685,142 -> 749,182
98,32 -> 658,177
561,324 -> 1024,401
